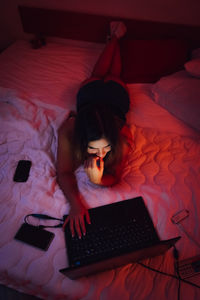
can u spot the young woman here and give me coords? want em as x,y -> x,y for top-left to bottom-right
57,22 -> 132,238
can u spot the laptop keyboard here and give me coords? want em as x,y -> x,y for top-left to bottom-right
67,215 -> 159,267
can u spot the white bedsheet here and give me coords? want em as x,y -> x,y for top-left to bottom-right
0,86 -> 200,299
0,40 -> 200,300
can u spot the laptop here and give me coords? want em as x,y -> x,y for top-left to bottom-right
59,196 -> 180,279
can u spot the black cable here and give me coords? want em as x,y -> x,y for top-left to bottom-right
177,263 -> 181,300
24,214 -> 63,228
173,246 -> 181,300
137,261 -> 200,289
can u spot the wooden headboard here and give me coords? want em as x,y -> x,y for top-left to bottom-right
18,5 -> 200,50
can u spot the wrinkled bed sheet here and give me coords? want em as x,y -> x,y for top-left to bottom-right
0,40 -> 200,299
0,86 -> 200,300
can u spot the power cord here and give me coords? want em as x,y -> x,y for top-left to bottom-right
137,248 -> 200,300
173,246 -> 181,300
137,261 -> 200,287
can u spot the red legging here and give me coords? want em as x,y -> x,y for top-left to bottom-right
80,36 -> 127,91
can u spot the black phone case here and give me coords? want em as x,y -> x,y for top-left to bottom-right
13,160 -> 32,182
14,223 -> 55,251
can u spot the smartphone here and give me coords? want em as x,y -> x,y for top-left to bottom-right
96,158 -> 100,168
14,223 -> 55,251
13,160 -> 32,182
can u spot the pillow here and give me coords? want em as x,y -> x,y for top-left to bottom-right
184,58 -> 200,78
120,39 -> 189,83
151,71 -> 200,132
127,83 -> 199,138
191,47 -> 200,59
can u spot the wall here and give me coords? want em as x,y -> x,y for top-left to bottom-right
1,0 -> 200,50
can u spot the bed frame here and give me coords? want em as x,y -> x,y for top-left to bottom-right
18,5 -> 200,50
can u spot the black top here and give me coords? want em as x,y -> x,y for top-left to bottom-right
76,80 -> 130,121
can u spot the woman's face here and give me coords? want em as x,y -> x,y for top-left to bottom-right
87,138 -> 111,158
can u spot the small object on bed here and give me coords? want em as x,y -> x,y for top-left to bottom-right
175,255 -> 200,279
13,160 -> 32,182
171,209 -> 189,224
30,35 -> 46,49
14,223 -> 55,251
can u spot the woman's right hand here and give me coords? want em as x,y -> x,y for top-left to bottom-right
63,199 -> 91,238
84,156 -> 104,185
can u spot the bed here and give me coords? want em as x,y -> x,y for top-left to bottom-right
0,5 -> 200,300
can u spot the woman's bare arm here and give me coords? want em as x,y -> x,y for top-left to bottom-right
56,117 -> 90,238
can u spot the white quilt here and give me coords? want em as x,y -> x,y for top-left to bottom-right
1,85 -> 200,300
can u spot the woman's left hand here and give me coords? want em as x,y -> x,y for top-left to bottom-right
84,156 -> 104,185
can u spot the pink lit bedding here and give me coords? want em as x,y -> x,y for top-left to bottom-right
0,40 -> 200,300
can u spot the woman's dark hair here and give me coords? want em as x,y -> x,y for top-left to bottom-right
73,103 -> 124,167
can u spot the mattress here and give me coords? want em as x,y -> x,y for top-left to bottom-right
0,39 -> 200,300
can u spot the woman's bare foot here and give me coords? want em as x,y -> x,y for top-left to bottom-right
110,21 -> 127,39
